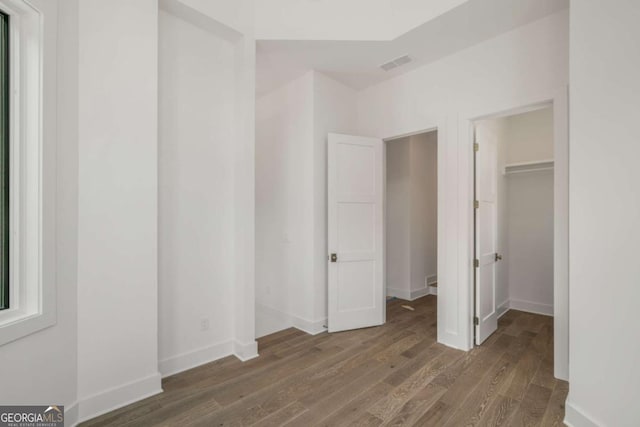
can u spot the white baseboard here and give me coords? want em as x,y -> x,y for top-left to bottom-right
234,340 -> 259,361
428,285 -> 438,295
158,336 -> 258,379
255,302 -> 326,336
410,286 -> 430,300
387,286 -> 431,301
427,275 -> 437,286
387,287 -> 411,301
159,340 -> 234,378
75,339 -> 257,424
564,398 -> 602,427
77,372 -> 162,424
255,303 -> 294,338
292,315 -> 327,335
64,401 -> 79,427
509,298 -> 553,317
497,300 -> 510,318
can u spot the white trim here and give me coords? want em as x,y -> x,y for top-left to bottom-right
496,299 -> 553,318
254,302 -> 328,337
0,0 -> 56,347
504,159 -> 554,175
410,286 -> 430,301
386,286 -> 431,301
426,274 -> 437,285
509,298 -> 553,317
386,286 -> 411,301
255,302 -> 293,338
292,315 -> 327,335
552,87 -> 569,381
233,340 -> 259,361
564,398 -> 603,427
504,159 -> 554,168
384,126 -> 438,143
77,342 -> 258,422
436,114 -> 472,351
76,373 -> 162,424
459,88 -> 568,378
497,300 -> 510,318
64,402 -> 79,427
159,339 -> 260,378
159,340 -> 234,378
428,285 -> 438,295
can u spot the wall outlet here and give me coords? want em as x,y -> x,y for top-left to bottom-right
200,318 -> 210,332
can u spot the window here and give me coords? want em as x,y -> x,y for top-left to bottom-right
0,10 -> 8,311
0,0 -> 54,346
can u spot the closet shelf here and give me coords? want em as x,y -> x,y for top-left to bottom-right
504,159 -> 554,175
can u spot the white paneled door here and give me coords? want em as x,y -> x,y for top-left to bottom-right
328,133 -> 384,333
475,130 -> 499,344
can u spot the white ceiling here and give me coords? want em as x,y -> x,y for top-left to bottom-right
254,0 -> 469,41
256,0 -> 569,96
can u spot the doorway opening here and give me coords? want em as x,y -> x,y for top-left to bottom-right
473,105 -> 555,346
325,130 -> 439,334
385,130 -> 438,325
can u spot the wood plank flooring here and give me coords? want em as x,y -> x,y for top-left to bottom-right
82,296 -> 568,426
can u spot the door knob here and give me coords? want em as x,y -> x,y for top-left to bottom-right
330,253 -> 338,263
495,253 -> 503,262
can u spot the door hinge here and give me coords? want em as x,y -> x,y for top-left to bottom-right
474,259 -> 479,268
474,316 -> 479,326
474,143 -> 479,152
474,200 -> 479,209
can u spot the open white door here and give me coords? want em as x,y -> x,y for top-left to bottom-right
474,129 -> 499,344
328,133 -> 384,333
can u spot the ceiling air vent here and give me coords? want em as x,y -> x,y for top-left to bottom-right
379,54 -> 412,72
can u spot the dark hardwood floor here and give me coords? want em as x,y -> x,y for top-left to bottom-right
82,296 -> 567,426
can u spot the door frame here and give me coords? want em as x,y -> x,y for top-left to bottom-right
462,87 -> 569,380
383,127 -> 439,305
339,87 -> 569,381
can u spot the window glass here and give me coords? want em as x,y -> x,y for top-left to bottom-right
0,11 -> 9,310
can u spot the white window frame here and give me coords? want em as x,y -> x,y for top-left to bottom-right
0,0 -> 53,346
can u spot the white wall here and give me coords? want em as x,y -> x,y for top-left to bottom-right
357,10 -> 568,350
0,0 -> 258,423
504,108 -> 554,316
161,0 -> 259,362
0,0 -> 79,419
255,72 -> 314,338
567,1 -> 640,426
255,71 -> 357,337
312,72 -> 359,323
76,0 -> 161,420
506,170 -> 554,314
476,108 -> 554,318
174,0 -> 251,35
505,107 -> 554,164
158,9 -> 236,376
386,139 -> 411,297
76,0 -> 257,419
410,133 -> 438,293
386,133 -> 438,300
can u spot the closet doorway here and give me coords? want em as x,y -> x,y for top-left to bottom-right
473,106 -> 555,344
